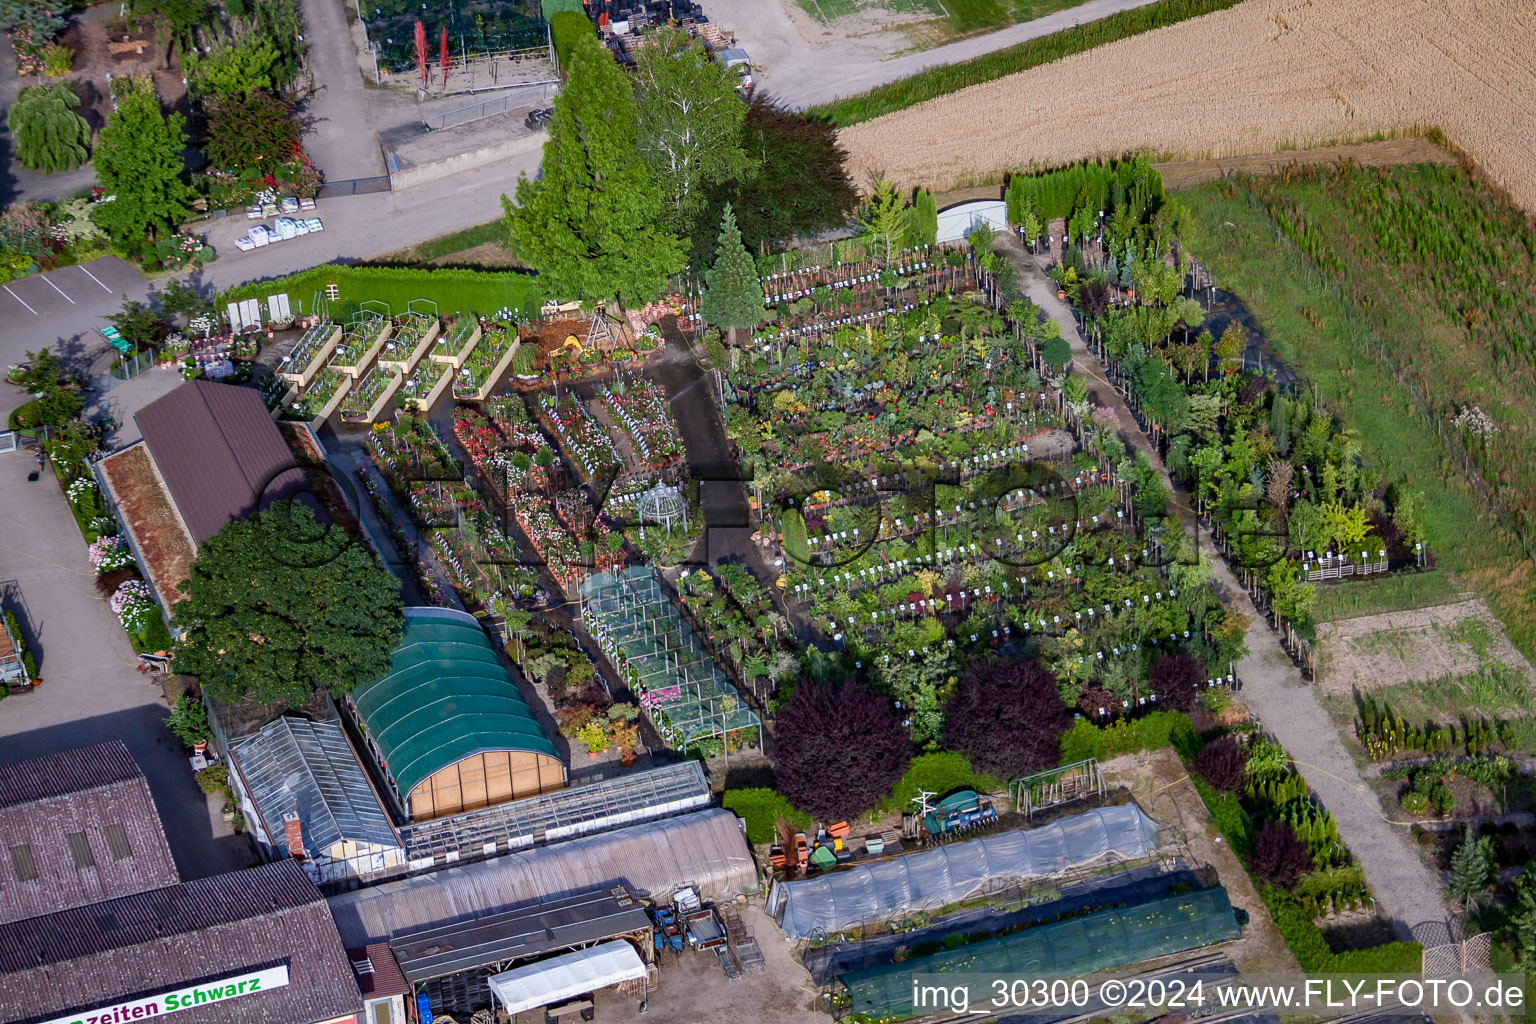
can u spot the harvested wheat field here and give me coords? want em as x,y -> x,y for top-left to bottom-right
840,0 -> 1536,214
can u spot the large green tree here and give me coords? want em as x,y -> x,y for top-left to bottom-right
172,501 -> 404,704
8,84 -> 90,174
700,204 -> 763,345
501,29 -> 685,307
631,25 -> 751,238
92,91 -> 198,243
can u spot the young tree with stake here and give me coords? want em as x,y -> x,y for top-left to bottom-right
701,204 -> 764,346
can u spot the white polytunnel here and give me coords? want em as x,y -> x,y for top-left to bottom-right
487,941 -> 647,1015
768,804 -> 1160,940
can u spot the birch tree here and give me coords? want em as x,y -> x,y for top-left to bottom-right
632,26 -> 750,239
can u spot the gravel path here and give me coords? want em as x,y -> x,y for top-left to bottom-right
994,233 -> 1458,948
701,0 -> 1164,109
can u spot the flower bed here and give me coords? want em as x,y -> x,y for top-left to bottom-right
452,324 -> 519,400
598,380 -> 683,469
431,315 -> 481,368
331,312 -> 390,376
340,364 -> 402,423
488,393 -> 545,449
110,579 -> 157,635
88,534 -> 135,573
538,393 -> 620,483
378,313 -> 440,372
280,321 -> 340,386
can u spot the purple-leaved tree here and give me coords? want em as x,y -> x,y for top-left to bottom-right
1249,821 -> 1312,889
943,659 -> 1070,781
1194,736 -> 1250,793
1148,652 -> 1205,712
773,681 -> 911,821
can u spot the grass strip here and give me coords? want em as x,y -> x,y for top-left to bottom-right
220,264 -> 542,322
402,220 -> 508,263
1311,570 -> 1463,624
812,0 -> 1242,127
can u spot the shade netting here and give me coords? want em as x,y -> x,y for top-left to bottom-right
839,886 -> 1240,1020
769,805 -> 1159,940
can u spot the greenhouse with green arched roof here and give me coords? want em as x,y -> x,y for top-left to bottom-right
347,607 -> 566,821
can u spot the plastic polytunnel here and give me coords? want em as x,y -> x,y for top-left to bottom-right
768,804 -> 1160,940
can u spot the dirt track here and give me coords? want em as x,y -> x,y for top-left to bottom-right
1153,137 -> 1459,191
839,0 -> 1536,216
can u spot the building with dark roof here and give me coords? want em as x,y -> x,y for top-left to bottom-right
94,379 -> 315,611
346,944 -> 411,1024
345,607 -> 564,821
0,740 -> 179,925
133,378 -> 307,544
0,858 -> 362,1024
228,715 -> 405,884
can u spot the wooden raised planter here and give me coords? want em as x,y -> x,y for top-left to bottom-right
279,322 -> 341,387
378,319 -> 440,373
400,363 -> 454,412
269,376 -> 351,430
269,385 -> 299,421
332,323 -> 392,377
430,321 -> 482,369
340,365 -> 403,423
453,338 -> 522,402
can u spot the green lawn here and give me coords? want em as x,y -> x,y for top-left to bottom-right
1182,168 -> 1536,659
812,0 -> 1242,125
1311,571 -> 1464,624
219,264 -> 543,323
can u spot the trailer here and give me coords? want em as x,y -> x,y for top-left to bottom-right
920,789 -> 998,837
682,907 -> 726,951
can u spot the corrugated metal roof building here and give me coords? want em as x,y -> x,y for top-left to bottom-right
229,716 -> 405,883
345,608 -> 565,821
0,859 -> 362,1024
0,740 -> 179,925
133,379 -> 308,544
329,808 -> 755,947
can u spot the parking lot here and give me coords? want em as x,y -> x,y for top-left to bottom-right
0,257 -> 156,424
0,257 -> 145,322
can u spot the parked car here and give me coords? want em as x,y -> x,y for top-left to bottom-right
524,107 -> 554,130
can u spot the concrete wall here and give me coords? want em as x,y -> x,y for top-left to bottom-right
387,131 -> 547,192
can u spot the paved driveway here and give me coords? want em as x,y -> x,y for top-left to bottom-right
0,447 -> 252,881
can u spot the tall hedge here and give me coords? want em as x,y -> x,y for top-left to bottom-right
1005,158 -> 1163,225
219,265 -> 543,322
549,10 -> 593,73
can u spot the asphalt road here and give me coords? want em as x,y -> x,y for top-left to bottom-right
0,436 -> 253,880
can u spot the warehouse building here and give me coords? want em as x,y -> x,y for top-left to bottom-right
0,741 -> 179,926
0,859 -> 363,1024
329,808 -> 755,948
344,607 -> 566,821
